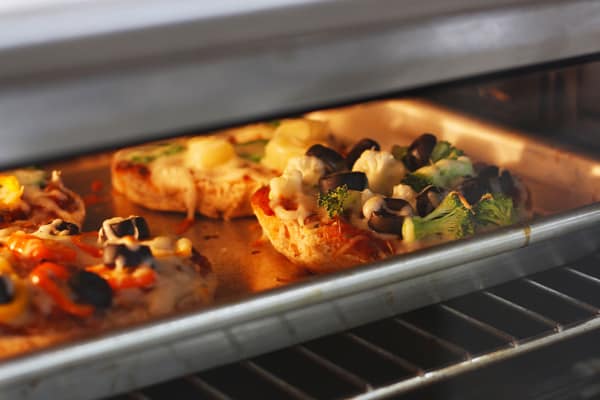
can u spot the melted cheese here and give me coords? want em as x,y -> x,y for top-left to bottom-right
268,156 -> 326,224
270,169 -> 304,202
18,171 -> 85,225
150,157 -> 197,220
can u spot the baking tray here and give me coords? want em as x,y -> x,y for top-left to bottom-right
3,99 -> 600,399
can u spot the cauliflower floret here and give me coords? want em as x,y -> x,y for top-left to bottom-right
269,169 -> 303,203
352,150 -> 406,195
284,156 -> 326,186
392,183 -> 417,210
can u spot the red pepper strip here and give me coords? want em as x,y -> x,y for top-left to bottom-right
86,264 -> 156,290
7,234 -> 77,263
30,262 -> 94,317
70,232 -> 102,258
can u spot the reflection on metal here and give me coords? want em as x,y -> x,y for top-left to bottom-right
356,317 -> 600,400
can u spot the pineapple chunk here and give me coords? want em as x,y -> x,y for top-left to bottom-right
261,119 -> 329,171
186,137 -> 235,169
0,175 -> 23,210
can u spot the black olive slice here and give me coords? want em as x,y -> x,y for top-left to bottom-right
416,186 -> 442,216
346,138 -> 381,169
52,220 -> 80,235
319,171 -> 367,193
306,144 -> 346,173
37,219 -> 80,236
100,216 -> 151,241
0,275 -> 13,304
457,177 -> 491,205
382,197 -> 413,216
404,133 -> 437,171
368,211 -> 405,236
499,170 -> 520,203
103,243 -> 154,269
68,270 -> 112,309
477,165 -> 500,180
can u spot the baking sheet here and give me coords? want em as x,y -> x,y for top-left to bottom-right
4,99 -> 600,399
58,99 -> 600,303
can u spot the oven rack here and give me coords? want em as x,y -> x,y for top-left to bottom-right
111,252 -> 600,400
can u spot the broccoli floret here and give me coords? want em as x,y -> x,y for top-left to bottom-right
402,157 -> 474,192
317,185 -> 361,218
430,141 -> 464,162
474,194 -> 516,227
318,185 -> 350,218
401,173 -> 432,192
402,191 -> 474,243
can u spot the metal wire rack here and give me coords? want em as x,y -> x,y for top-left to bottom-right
106,252 -> 600,400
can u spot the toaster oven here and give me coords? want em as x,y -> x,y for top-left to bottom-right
2,1 -> 600,399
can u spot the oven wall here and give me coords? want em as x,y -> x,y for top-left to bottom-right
426,60 -> 600,153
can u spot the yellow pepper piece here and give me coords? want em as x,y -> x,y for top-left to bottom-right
0,175 -> 23,210
0,257 -> 29,324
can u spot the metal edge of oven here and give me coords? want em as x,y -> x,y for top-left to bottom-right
0,1 -> 599,167
1,202 -> 600,400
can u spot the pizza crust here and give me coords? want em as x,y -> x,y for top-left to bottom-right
251,187 -> 393,273
112,158 -> 266,219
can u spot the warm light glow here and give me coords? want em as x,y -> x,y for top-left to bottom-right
590,165 -> 600,177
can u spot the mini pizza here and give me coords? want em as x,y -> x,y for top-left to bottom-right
0,168 -> 85,233
112,118 -> 338,220
0,216 -> 216,359
251,134 -> 531,273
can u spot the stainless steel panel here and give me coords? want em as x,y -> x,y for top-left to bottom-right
2,99 -> 600,399
1,1 -> 600,166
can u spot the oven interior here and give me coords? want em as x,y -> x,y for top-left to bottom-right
2,2 -> 600,400
94,59 -> 600,400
